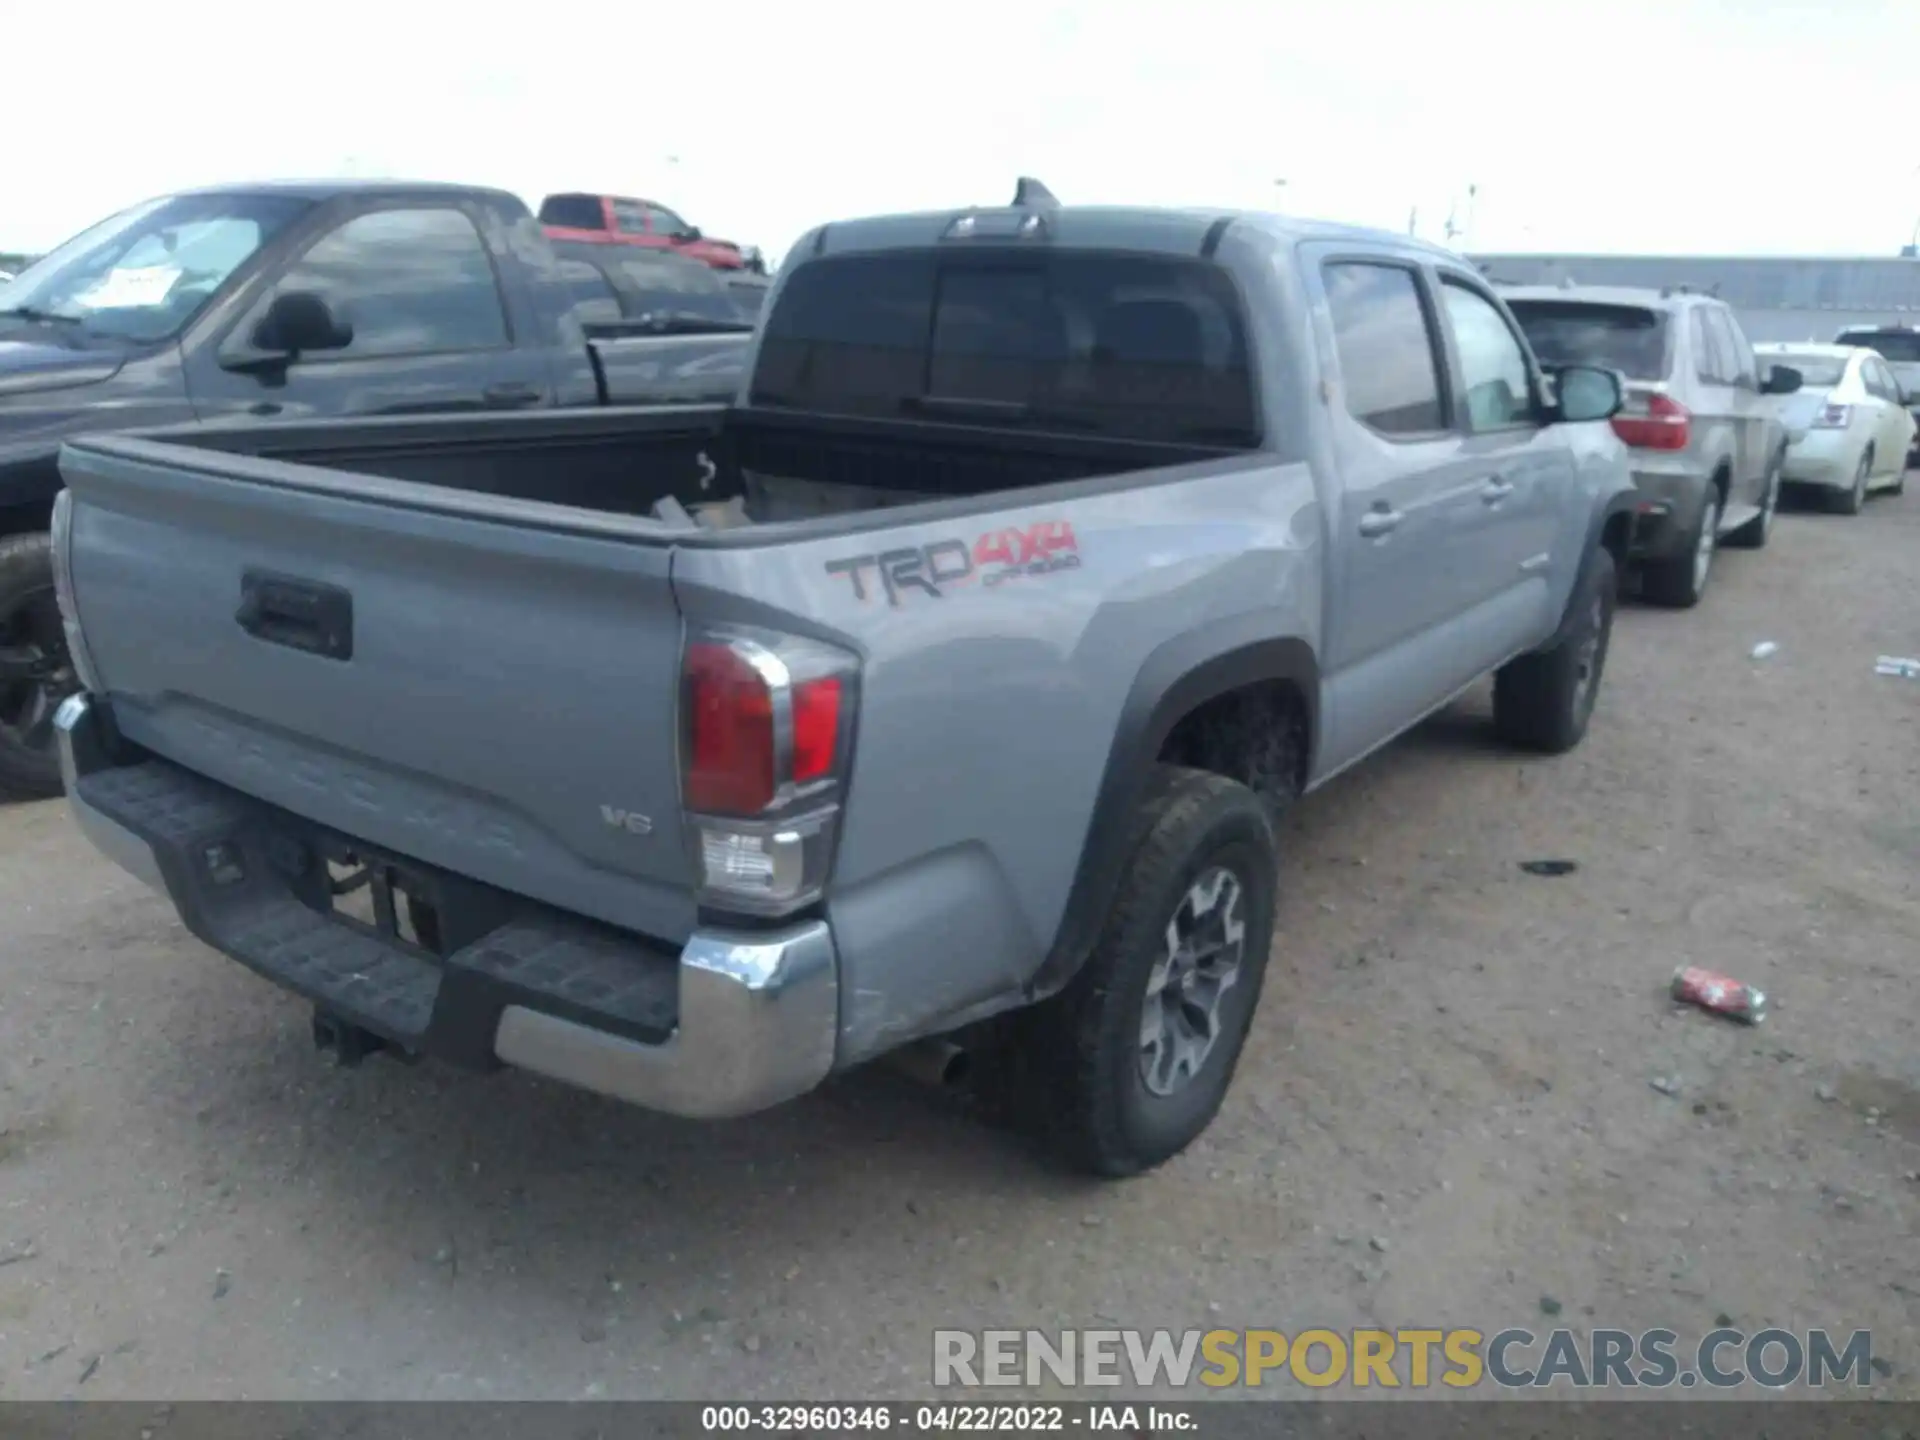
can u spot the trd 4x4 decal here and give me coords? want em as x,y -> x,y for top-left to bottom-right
825,520 -> 1080,606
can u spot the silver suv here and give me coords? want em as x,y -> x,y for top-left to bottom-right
1502,284 -> 1802,607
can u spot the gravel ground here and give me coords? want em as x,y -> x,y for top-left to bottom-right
0,487 -> 1916,1403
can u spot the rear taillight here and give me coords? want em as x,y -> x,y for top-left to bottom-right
680,625 -> 857,916
1812,402 -> 1852,429
1610,392 -> 1691,451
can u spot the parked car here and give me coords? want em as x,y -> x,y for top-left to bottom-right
537,193 -> 761,273
1752,343 -> 1912,511
1501,284 -> 1801,608
549,240 -> 756,332
1831,324 -> 1920,468
53,184 -> 1637,1176
0,180 -> 753,801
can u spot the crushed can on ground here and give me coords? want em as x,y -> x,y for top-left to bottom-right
1670,966 -> 1768,1025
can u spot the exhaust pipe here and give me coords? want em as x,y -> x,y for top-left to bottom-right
883,1037 -> 972,1090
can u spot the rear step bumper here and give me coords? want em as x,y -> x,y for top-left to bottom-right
56,693 -> 839,1120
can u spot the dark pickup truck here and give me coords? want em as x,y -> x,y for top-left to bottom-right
0,179 -> 754,800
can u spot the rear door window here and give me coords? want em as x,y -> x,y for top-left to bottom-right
1692,309 -> 1737,385
1711,307 -> 1758,386
751,250 -> 1259,445
610,200 -> 651,236
1322,261 -> 1445,435
1505,300 -> 1668,381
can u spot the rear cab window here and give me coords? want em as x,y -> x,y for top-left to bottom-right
1504,299 -> 1670,381
749,249 -> 1260,446
538,194 -> 607,231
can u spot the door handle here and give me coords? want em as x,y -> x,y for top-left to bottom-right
248,400 -> 283,417
1481,476 -> 1515,504
1357,507 -> 1404,538
482,382 -> 542,408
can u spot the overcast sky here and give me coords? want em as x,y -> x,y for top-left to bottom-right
6,0 -> 1918,263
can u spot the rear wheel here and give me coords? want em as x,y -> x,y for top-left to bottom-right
1641,490 -> 1718,608
1022,766 -> 1278,1177
1830,448 -> 1871,515
0,532 -> 77,802
1494,549 -> 1616,754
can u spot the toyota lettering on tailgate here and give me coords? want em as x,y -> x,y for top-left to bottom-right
824,520 -> 1081,607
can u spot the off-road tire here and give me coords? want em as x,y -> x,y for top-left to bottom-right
1493,549 -> 1616,755
0,531 -> 70,802
1022,765 -> 1279,1178
1725,453 -> 1781,549
1641,491 -> 1718,608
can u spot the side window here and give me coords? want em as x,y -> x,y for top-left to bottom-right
1692,309 -> 1734,384
555,259 -> 622,329
241,207 -> 509,360
1438,279 -> 1535,431
610,200 -> 650,235
650,205 -> 690,236
1713,308 -> 1758,386
1322,262 -> 1445,436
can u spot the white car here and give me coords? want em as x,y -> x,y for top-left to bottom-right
1754,342 -> 1914,514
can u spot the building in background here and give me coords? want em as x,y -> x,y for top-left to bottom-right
1470,253 -> 1920,344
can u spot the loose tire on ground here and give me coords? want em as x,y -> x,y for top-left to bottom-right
1020,765 -> 1280,1177
1493,548 -> 1616,755
0,531 -> 72,802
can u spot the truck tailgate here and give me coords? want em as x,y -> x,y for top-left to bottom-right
59,443 -> 697,943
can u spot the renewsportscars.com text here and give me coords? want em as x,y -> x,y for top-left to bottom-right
932,1327 -> 1879,1390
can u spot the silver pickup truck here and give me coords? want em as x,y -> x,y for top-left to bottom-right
53,184 -> 1637,1176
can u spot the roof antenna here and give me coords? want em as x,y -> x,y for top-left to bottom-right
1012,177 -> 1060,209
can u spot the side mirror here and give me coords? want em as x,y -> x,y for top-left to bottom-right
1554,364 -> 1623,423
1760,364 -> 1803,396
249,290 -> 352,357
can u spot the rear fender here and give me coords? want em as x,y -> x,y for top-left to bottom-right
1028,616 -> 1317,997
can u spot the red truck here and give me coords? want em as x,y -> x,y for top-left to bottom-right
538,193 -> 764,273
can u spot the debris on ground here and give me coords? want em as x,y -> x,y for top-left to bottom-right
1750,641 -> 1779,661
1671,966 -> 1768,1025
0,1240 -> 37,1268
212,1269 -> 231,1301
1539,1296 -> 1563,1316
1519,860 -> 1579,877
1650,1076 -> 1681,1098
1874,655 -> 1920,679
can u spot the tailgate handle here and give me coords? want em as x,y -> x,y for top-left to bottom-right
236,570 -> 354,661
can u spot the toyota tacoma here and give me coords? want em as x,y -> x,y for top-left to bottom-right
53,182 -> 1636,1175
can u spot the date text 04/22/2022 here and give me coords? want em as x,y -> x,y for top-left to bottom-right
699,1403 -> 1194,1432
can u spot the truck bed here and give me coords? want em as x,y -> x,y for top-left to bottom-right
96,405 -> 1232,537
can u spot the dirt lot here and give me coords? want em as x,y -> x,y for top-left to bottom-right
1,489 -> 1916,1403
